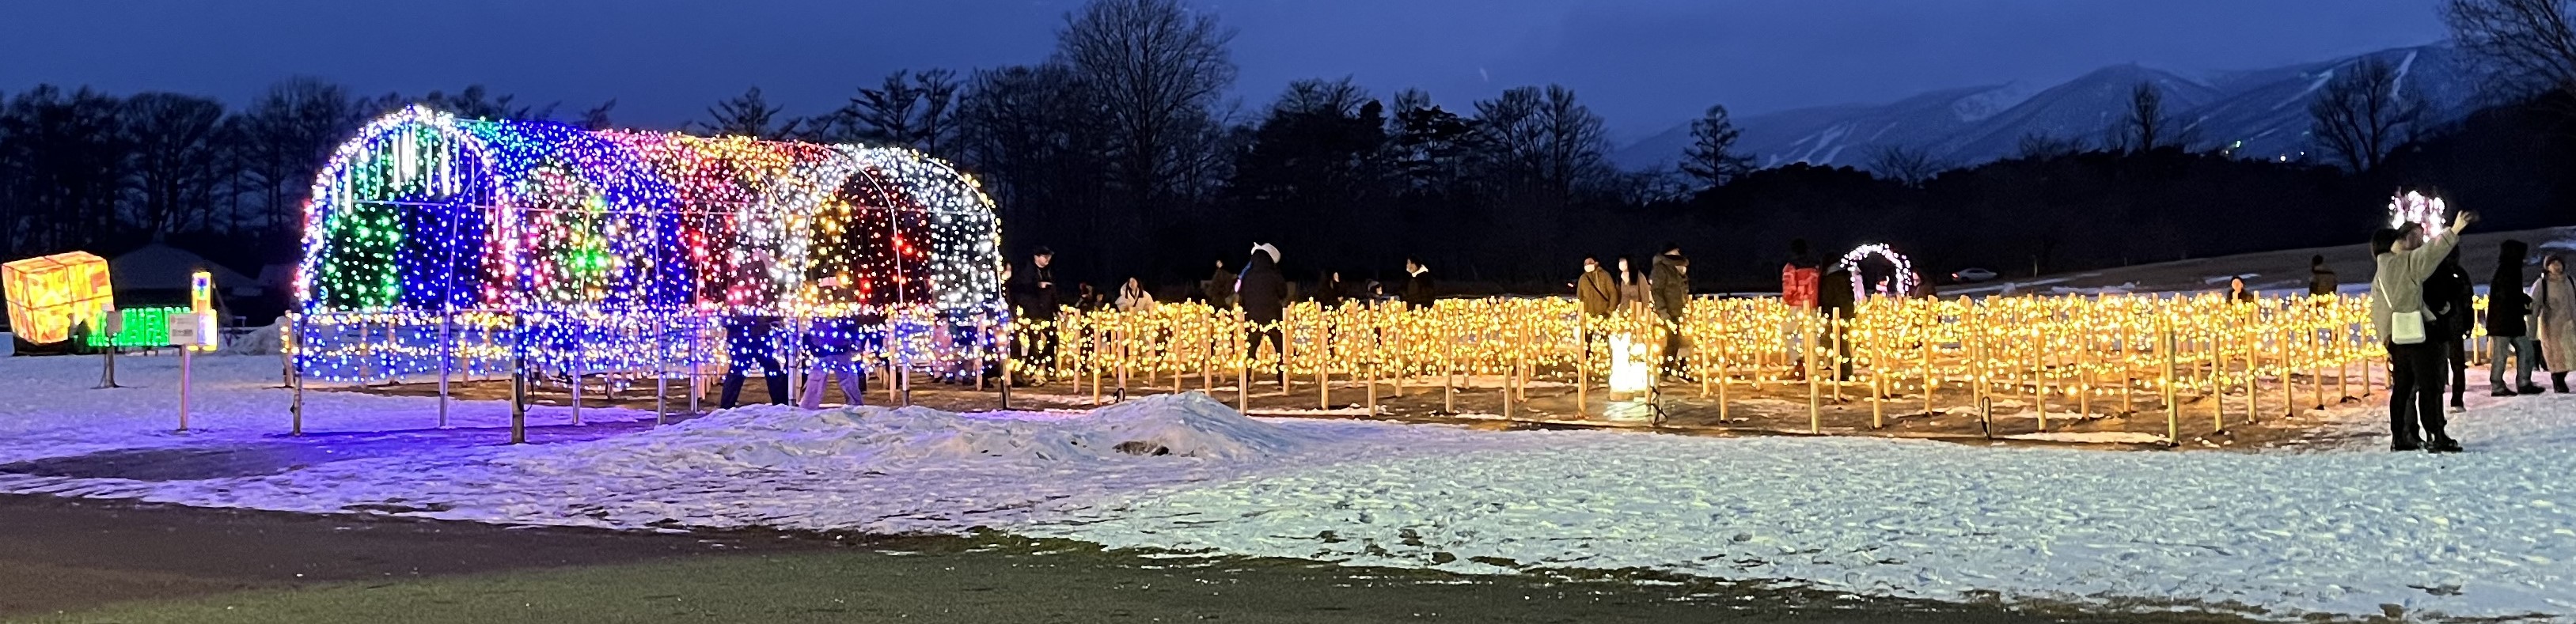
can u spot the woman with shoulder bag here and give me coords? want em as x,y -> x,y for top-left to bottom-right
2369,213 -> 2473,453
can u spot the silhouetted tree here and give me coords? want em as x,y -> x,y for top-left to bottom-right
1867,145 -> 1945,187
2310,57 -> 2425,172
120,93 -> 230,236
576,100 -> 617,130
0,86 -> 130,253
697,87 -> 804,139
1679,104 -> 1754,189
2442,0 -> 2576,108
227,78 -> 359,237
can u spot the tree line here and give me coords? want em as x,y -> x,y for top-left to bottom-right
6,0 -> 2576,296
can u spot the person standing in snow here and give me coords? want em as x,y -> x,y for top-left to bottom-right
2487,241 -> 2542,396
2533,255 -> 2576,394
1402,258 -> 1436,308
799,313 -> 871,409
1616,255 -> 1650,316
1650,244 -> 1692,377
2309,255 -> 2339,297
2226,276 -> 2258,303
1115,277 -> 1155,312
1576,255 -> 1620,319
1204,259 -> 1234,308
1781,239 -> 1823,378
2425,248 -> 2477,410
1005,247 -> 1061,381
1311,271 -> 1346,308
1237,244 -> 1289,387
2370,214 -> 2473,453
719,313 -> 788,408
1817,262 -> 1857,380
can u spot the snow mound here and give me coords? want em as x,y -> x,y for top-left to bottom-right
515,391 -> 1312,474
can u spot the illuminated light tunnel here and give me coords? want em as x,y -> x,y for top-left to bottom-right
294,105 -> 1004,384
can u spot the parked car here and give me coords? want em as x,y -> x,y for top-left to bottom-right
1952,268 -> 1998,283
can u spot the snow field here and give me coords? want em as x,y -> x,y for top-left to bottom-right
1,354 -> 2574,620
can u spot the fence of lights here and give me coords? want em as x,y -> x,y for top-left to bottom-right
1838,244 -> 1917,301
292,105 -> 1005,383
2388,190 -> 2448,239
1022,292 -> 2403,430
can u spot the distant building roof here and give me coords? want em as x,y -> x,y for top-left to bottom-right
108,243 -> 257,293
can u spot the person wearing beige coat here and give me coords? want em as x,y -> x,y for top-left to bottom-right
2532,255 -> 2576,393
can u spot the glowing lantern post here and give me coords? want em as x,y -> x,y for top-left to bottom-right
2,251 -> 114,346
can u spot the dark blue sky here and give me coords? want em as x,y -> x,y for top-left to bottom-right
2,0 -> 2446,139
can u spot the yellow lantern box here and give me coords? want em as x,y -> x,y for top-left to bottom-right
2,251 -> 115,345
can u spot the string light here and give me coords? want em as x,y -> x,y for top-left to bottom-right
1838,244 -> 1916,301
2388,190 -> 2448,239
294,106 -> 1006,382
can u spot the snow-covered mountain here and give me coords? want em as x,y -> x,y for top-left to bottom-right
1613,44 -> 2475,173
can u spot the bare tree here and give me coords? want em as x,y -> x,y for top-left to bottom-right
576,100 -> 617,130
697,87 -> 804,139
1054,0 -> 1237,210
2443,0 -> 2576,104
120,93 -> 230,235
229,78 -> 360,236
2309,57 -> 2426,172
2015,132 -> 2085,160
1679,104 -> 1755,189
0,86 -> 131,251
1273,77 -> 1370,117
1867,144 -> 1946,186
1475,85 -> 1610,202
2117,83 -> 2169,153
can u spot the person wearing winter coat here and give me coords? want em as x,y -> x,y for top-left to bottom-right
1115,277 -> 1155,312
2425,247 -> 2477,410
1313,271 -> 1347,308
1576,255 -> 1620,318
1204,259 -> 1233,308
1781,239 -> 1822,311
1615,256 -> 1650,316
1237,244 -> 1290,386
2533,255 -> 2576,394
799,313 -> 873,409
2309,255 -> 2339,297
1005,247 -> 1061,377
1816,264 -> 1857,380
2226,276 -> 2258,303
2370,214 -> 2473,453
719,313 -> 788,408
2487,240 -> 2541,395
1402,258 -> 1436,308
1650,244 -> 1691,375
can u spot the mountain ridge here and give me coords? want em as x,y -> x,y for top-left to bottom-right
1614,43 -> 2472,173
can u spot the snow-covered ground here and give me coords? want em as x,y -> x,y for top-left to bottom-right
2,354 -> 2574,621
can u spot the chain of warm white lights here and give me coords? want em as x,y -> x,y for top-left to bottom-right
292,105 -> 1004,382
1838,244 -> 1916,301
1011,293 -> 2408,428
2389,190 -> 2448,239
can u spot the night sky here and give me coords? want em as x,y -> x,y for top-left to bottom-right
2,0 -> 2447,138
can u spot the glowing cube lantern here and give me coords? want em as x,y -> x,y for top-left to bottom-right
2,251 -> 114,345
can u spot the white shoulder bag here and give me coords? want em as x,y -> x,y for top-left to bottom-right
2377,270 -> 2426,346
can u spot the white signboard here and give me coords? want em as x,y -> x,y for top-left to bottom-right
166,312 -> 203,347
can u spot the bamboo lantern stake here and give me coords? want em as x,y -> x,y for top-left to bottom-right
1806,313 -> 1823,434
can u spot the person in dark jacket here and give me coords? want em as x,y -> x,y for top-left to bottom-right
1314,271 -> 1347,308
2425,247 -> 2477,410
1005,247 -> 1060,378
1402,257 -> 1436,308
2226,276 -> 2257,303
2309,255 -> 2339,297
1204,259 -> 1233,307
1649,244 -> 1691,376
2488,240 -> 2542,395
1817,263 -> 1857,380
719,313 -> 787,408
1237,244 -> 1289,386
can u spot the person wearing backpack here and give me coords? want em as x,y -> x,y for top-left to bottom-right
2423,248 -> 2477,410
2371,213 -> 2473,453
